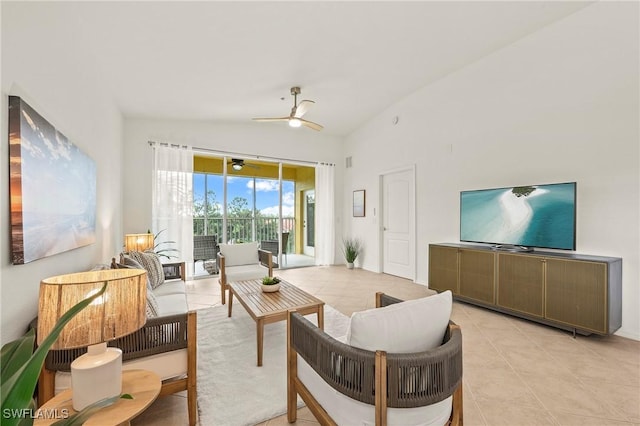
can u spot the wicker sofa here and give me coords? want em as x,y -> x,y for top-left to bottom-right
287,291 -> 463,426
36,254 -> 197,426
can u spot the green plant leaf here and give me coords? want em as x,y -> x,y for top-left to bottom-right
0,331 -> 36,384
1,284 -> 107,426
50,394 -> 124,426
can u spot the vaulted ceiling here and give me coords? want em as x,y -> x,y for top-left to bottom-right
14,1 -> 592,136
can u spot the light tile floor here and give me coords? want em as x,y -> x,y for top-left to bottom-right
133,266 -> 640,426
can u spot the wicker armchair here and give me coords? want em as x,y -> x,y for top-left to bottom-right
287,292 -> 463,426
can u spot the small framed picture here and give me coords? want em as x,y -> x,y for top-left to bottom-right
353,190 -> 365,217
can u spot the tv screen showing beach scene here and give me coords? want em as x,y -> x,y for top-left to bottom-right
460,182 -> 576,250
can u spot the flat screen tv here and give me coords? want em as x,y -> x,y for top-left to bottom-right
460,182 -> 576,251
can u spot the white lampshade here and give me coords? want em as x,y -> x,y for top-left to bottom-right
38,269 -> 147,410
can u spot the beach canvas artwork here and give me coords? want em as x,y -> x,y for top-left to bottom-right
8,96 -> 96,264
460,182 -> 576,250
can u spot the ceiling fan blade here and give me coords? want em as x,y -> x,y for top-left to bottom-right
293,100 -> 315,118
299,118 -> 323,131
252,117 -> 290,122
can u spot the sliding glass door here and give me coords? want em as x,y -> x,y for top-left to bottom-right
193,155 -> 314,275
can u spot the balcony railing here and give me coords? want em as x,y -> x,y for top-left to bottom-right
194,217 -> 295,250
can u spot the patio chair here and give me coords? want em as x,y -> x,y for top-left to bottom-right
260,232 -> 289,268
194,235 -> 219,274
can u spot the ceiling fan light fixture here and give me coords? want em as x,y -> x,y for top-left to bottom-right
253,87 -> 323,131
288,118 -> 302,128
231,159 -> 244,171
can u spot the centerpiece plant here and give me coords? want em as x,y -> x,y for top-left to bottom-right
261,276 -> 281,293
262,276 -> 281,285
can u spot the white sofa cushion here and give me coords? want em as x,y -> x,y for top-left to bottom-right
219,242 -> 259,266
347,291 -> 452,353
225,264 -> 268,283
156,293 -> 189,317
153,280 -> 187,297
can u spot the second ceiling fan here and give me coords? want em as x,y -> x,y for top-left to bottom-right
252,87 -> 323,131
228,158 -> 259,171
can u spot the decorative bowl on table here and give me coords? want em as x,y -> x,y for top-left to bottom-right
261,276 -> 281,292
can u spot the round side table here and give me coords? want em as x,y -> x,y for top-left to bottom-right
34,369 -> 161,426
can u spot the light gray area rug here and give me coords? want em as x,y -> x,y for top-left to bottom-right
196,303 -> 350,426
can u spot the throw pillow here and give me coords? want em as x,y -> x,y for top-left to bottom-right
129,251 -> 165,289
146,289 -> 159,318
90,264 -> 111,271
346,290 -> 452,353
121,255 -> 145,269
219,242 -> 259,267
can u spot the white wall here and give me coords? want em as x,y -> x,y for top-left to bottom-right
122,118 -> 344,261
0,3 -> 124,343
343,2 -> 639,339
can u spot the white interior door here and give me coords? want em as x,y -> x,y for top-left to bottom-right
382,168 -> 415,280
303,189 -> 315,256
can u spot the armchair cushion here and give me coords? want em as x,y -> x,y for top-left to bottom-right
219,242 -> 259,266
297,359 -> 452,426
224,264 -> 268,283
347,290 -> 452,353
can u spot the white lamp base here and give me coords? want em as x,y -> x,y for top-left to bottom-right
70,342 -> 122,411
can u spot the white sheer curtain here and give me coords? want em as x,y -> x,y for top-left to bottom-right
314,163 -> 335,265
152,144 -> 194,277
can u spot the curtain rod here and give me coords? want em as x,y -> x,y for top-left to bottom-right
148,140 -> 334,167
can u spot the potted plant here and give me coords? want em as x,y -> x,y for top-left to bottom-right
152,229 -> 179,259
261,276 -> 281,293
342,237 -> 361,269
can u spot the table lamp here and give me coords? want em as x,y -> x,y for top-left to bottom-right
124,233 -> 155,252
37,269 -> 147,411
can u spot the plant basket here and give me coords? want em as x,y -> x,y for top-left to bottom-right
261,283 -> 280,292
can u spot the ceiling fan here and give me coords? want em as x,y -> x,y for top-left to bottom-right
252,86 -> 323,131
228,158 -> 259,171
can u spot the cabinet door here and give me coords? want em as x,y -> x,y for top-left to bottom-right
428,245 -> 459,294
545,259 -> 607,334
459,249 -> 495,304
497,253 -> 544,317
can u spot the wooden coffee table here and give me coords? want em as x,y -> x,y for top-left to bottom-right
228,279 -> 324,366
